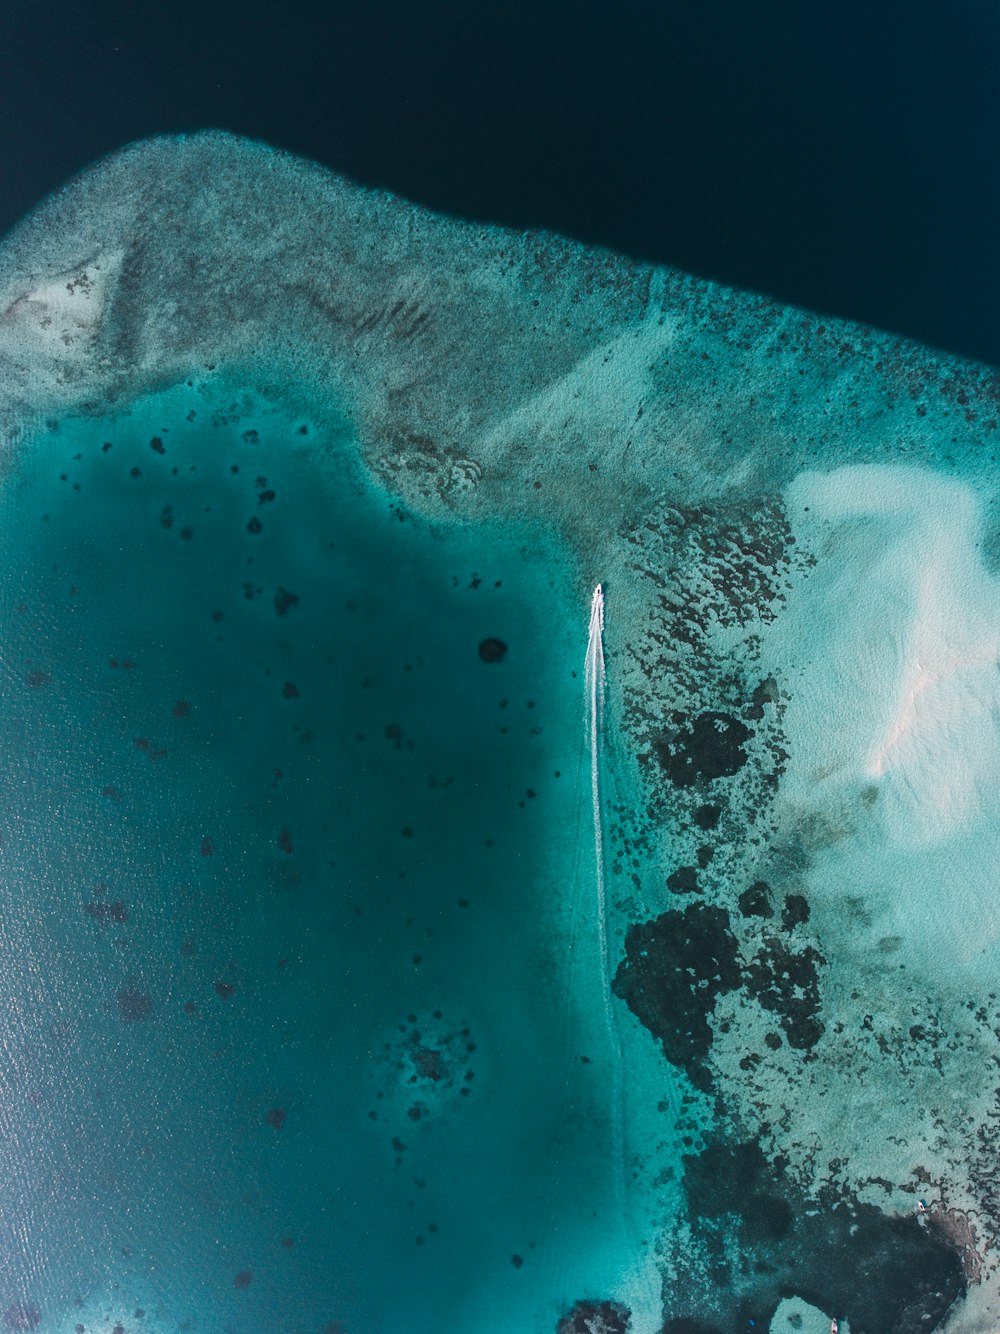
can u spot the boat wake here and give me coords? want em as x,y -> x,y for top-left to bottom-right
585,582 -> 626,1210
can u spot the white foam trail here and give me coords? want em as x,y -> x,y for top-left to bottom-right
587,585 -> 610,993
585,582 -> 626,1211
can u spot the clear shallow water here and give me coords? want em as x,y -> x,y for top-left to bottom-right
0,375 -> 653,1333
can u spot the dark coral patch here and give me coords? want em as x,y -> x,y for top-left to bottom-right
478,637 -> 507,663
274,586 -> 299,617
611,904 -> 741,1091
653,711 -> 752,788
233,1270 -> 253,1289
214,980 -> 236,1000
266,1107 -> 286,1131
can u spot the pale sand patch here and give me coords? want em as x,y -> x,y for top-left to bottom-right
779,464 -> 1000,848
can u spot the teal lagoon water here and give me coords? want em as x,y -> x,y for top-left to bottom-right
0,374 -> 652,1333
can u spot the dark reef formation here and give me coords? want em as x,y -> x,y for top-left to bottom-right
743,930 -> 824,1051
612,897 -> 826,1089
556,1298 -> 631,1334
661,1137 -> 967,1334
611,904 -> 742,1092
653,711 -> 753,789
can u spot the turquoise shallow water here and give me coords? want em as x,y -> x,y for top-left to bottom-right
0,375 -> 648,1333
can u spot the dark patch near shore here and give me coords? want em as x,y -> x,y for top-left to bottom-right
665,1136 -> 966,1334
555,1298 -> 631,1333
782,893 -> 810,929
744,934 -> 825,1050
683,1140 -> 792,1239
616,882 -> 824,1082
667,865 -> 699,894
611,903 -> 741,1091
693,803 -> 722,830
738,880 -> 773,919
743,676 -> 779,721
653,711 -> 753,788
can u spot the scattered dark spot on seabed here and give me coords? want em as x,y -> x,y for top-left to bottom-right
661,1137 -> 965,1333
84,898 -> 127,924
3,1303 -> 40,1332
115,986 -> 153,1021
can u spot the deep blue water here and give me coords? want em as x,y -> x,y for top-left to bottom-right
2,0 -> 1000,366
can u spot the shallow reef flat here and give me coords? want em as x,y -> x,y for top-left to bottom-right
1,132 -> 1000,1333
